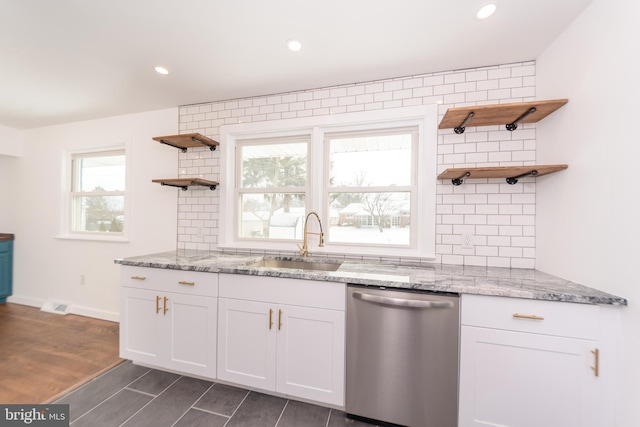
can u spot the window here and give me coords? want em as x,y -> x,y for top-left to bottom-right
326,128 -> 416,247
236,137 -> 309,240
220,106 -> 437,258
68,149 -> 126,237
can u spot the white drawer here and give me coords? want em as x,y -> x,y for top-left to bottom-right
219,273 -> 345,310
461,294 -> 600,340
121,266 -> 218,297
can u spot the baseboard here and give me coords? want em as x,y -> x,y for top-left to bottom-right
6,295 -> 120,323
72,304 -> 120,323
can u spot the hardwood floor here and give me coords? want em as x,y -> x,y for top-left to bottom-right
0,303 -> 122,404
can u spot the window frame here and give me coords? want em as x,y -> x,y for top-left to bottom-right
219,105 -> 437,259
323,126 -> 418,250
58,143 -> 131,242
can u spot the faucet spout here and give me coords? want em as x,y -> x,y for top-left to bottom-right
299,211 -> 324,257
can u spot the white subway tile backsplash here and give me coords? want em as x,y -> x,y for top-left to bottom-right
177,61 -> 541,268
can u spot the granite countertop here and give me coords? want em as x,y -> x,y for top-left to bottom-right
115,250 -> 627,306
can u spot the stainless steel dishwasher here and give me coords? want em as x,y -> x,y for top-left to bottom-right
346,285 -> 460,427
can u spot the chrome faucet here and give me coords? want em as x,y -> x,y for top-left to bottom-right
299,211 -> 324,257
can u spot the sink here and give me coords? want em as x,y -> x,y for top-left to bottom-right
247,258 -> 342,272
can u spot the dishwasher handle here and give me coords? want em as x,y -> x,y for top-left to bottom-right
352,291 -> 454,309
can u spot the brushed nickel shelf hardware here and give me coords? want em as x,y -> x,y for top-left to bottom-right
438,165 -> 568,186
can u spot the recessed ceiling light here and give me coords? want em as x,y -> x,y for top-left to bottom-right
286,39 -> 302,52
154,66 -> 169,75
476,3 -> 497,20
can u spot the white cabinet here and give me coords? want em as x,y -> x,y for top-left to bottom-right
459,294 -> 615,427
217,274 -> 345,407
120,266 -> 218,379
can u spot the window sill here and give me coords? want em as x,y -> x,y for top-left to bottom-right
55,233 -> 130,243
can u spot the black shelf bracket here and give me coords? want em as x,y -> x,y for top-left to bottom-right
159,181 -> 218,191
160,182 -> 189,191
506,169 -> 538,185
191,136 -> 217,151
454,112 -> 475,134
506,107 -> 537,131
159,139 -> 188,153
452,171 -> 471,186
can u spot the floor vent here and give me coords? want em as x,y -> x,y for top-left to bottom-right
41,301 -> 71,315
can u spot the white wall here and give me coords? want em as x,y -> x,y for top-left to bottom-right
0,124 -> 24,157
536,0 -> 639,425
2,108 -> 180,321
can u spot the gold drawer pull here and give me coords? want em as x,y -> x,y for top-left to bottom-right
513,313 -> 545,321
278,309 -> 283,330
156,296 -> 161,314
163,296 -> 169,315
131,276 -> 146,280
591,348 -> 600,377
269,309 -> 274,330
178,281 -> 195,286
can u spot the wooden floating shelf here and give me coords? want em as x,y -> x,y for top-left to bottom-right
438,165 -> 568,186
152,133 -> 219,152
152,178 -> 219,191
439,99 -> 568,133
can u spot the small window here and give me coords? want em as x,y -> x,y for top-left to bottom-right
70,149 -> 126,235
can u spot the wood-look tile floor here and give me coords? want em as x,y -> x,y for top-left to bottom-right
0,303 -> 122,404
55,361 -> 379,427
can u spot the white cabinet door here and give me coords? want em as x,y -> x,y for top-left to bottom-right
459,325 -> 600,427
276,304 -> 345,406
120,287 -> 163,366
217,298 -> 277,390
165,293 -> 217,378
121,287 -> 217,379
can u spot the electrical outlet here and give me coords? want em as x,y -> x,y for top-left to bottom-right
461,233 -> 474,249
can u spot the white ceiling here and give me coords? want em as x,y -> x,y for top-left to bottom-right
0,0 -> 593,129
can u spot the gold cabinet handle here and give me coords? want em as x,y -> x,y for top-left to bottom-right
269,309 -> 274,330
513,313 -> 544,321
591,348 -> 600,377
156,296 -> 161,314
178,281 -> 195,286
278,309 -> 283,330
131,276 -> 146,280
163,296 -> 169,315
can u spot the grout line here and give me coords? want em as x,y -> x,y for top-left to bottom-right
123,387 -> 157,398
274,399 -> 289,426
222,390 -> 251,427
325,409 -> 332,427
170,381 -> 216,427
118,375 -> 184,427
69,364 -> 153,425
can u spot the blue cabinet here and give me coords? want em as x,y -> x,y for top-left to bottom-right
0,235 -> 13,304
